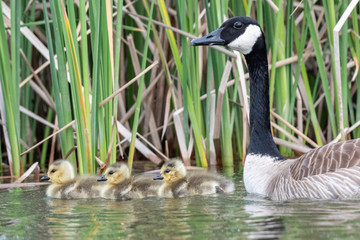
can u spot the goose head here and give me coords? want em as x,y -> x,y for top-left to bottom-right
153,159 -> 187,183
97,162 -> 130,185
191,16 -> 263,55
40,160 -> 75,184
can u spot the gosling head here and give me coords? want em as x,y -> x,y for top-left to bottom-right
191,16 -> 264,55
40,160 -> 75,184
97,162 -> 130,185
153,159 -> 187,183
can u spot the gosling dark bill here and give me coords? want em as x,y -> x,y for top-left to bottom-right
40,174 -> 50,181
153,173 -> 164,180
97,175 -> 108,181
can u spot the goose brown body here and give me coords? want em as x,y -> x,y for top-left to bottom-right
272,139 -> 360,200
245,140 -> 360,200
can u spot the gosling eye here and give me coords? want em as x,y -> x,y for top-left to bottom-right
51,169 -> 56,173
109,171 -> 114,175
234,21 -> 243,29
164,169 -> 170,174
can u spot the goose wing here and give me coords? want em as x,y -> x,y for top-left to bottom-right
290,139 -> 360,180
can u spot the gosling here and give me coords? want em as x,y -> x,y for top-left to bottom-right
40,159 -> 104,199
154,159 -> 234,198
153,159 -> 235,198
97,162 -> 162,200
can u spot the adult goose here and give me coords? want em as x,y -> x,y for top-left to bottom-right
191,16 -> 360,201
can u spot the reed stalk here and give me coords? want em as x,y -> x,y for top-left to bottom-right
0,1 -> 20,176
128,0 -> 155,172
1,0 -> 360,177
43,0 -> 77,170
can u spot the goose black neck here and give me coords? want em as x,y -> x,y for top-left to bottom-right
244,37 -> 285,160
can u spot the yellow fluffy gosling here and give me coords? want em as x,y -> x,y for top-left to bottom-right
97,162 -> 162,200
40,159 -> 104,199
153,159 -> 234,198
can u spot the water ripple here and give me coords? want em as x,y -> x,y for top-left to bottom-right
1,173 -> 360,239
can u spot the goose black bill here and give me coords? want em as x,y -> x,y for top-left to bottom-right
191,28 -> 225,46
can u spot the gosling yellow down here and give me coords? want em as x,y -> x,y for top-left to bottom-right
153,159 -> 234,198
97,162 -> 162,200
40,159 -> 105,199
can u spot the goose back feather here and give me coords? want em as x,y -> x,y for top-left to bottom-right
290,139 -> 360,180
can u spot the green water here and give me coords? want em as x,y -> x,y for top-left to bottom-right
1,171 -> 360,239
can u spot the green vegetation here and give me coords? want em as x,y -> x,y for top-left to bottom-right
1,0 -> 359,176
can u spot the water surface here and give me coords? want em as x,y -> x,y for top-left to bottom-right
1,170 -> 360,239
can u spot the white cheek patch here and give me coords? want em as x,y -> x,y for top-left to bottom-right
227,25 -> 262,54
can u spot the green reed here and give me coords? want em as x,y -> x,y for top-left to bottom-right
2,0 -> 360,177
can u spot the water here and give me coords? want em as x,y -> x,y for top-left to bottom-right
1,171 -> 360,239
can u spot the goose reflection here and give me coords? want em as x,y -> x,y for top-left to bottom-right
243,196 -> 285,240
243,194 -> 360,239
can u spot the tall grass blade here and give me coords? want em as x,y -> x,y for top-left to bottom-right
128,0 -> 156,172
0,2 -> 20,175
304,0 -> 337,137
44,0 -> 77,169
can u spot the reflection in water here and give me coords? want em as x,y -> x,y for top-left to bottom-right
156,198 -> 192,239
45,198 -> 138,239
2,171 -> 360,239
243,196 -> 285,239
245,217 -> 284,240
243,195 -> 360,239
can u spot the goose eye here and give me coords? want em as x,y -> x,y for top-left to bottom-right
164,169 -> 170,174
109,171 -> 114,175
51,169 -> 56,173
234,21 -> 243,29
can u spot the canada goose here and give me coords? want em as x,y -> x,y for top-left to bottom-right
40,159 -> 104,199
97,162 -> 162,200
153,159 -> 234,198
191,16 -> 360,200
